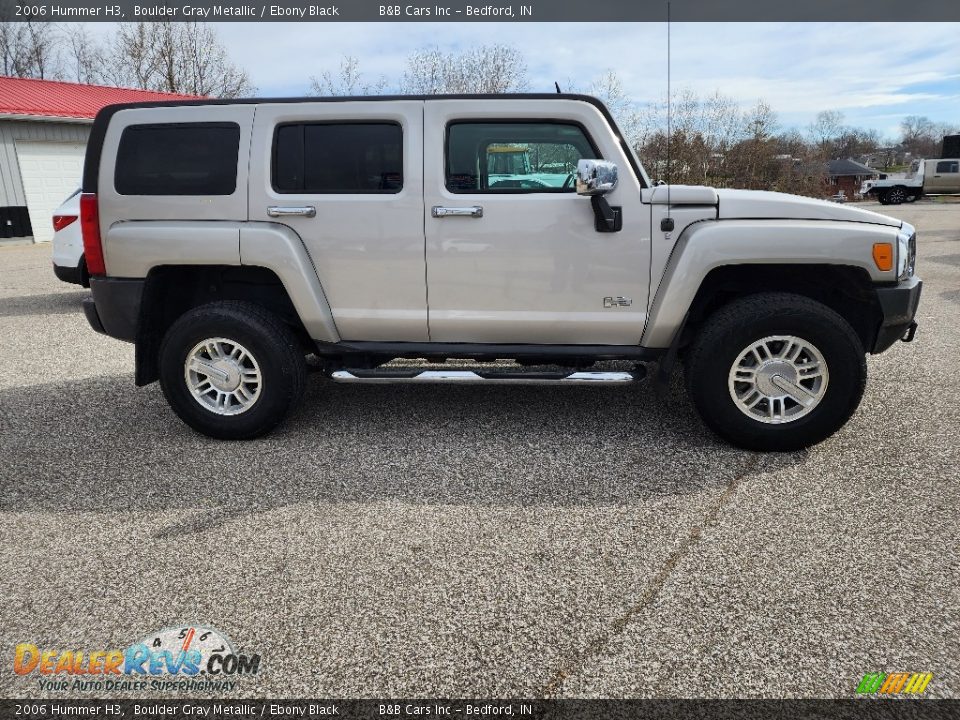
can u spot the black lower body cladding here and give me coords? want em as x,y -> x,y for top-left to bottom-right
872,277 -> 922,353
85,277 -> 145,342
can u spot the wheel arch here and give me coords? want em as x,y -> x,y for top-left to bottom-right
134,263 -> 319,386
679,264 -> 882,354
642,220 -> 893,352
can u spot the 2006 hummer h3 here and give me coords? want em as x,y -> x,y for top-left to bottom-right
79,95 -> 921,450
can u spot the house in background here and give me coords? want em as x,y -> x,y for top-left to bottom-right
826,158 -> 880,199
859,148 -> 912,170
0,76 -> 195,244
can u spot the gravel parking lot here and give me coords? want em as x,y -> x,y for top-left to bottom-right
1,201 -> 958,699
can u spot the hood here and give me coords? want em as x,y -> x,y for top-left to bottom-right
715,188 -> 902,228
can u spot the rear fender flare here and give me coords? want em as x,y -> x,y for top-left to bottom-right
239,222 -> 340,344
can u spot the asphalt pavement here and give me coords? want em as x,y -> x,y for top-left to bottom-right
0,201 -> 957,698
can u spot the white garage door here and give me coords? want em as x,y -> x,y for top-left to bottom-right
15,141 -> 86,244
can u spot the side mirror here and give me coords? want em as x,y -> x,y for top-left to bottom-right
576,159 -> 618,196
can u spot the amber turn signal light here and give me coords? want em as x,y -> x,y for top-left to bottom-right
872,242 -> 894,271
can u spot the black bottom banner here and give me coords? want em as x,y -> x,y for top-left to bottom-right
2,700 -> 959,720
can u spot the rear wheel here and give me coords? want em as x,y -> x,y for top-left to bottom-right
684,293 -> 866,451
887,186 -> 907,204
159,301 -> 306,439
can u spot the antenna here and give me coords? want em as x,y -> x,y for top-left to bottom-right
555,81 -> 562,94
661,1 -> 675,233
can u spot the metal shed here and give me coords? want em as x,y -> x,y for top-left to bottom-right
0,76 -> 195,244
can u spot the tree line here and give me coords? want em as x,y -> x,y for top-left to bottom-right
0,21 -> 254,97
2,22 -> 955,196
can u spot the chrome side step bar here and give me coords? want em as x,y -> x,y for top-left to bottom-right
330,368 -> 645,385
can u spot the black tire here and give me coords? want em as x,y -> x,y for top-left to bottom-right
887,186 -> 907,205
159,301 -> 307,439
877,191 -> 891,205
684,293 -> 866,451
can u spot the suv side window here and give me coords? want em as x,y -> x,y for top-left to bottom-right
273,122 -> 403,194
935,160 -> 959,173
115,122 -> 240,196
446,121 -> 599,193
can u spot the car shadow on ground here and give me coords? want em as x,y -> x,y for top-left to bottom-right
0,372 -> 807,535
0,291 -> 87,317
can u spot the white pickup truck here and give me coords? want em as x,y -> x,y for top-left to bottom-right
861,157 -> 960,204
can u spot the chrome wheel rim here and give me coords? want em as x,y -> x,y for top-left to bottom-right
184,337 -> 262,416
728,335 -> 829,424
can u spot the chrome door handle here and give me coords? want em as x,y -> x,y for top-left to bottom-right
267,206 -> 316,218
432,205 -> 483,218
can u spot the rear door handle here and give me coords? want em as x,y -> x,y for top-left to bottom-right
432,206 -> 483,218
267,206 -> 316,218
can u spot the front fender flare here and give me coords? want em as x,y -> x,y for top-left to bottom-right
641,219 -> 899,348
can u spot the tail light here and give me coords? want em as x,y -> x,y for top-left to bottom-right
52,215 -> 78,232
79,193 -> 105,276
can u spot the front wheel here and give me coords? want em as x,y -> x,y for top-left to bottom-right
159,301 -> 307,439
684,293 -> 866,451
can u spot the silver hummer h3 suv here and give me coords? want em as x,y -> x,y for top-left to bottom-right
79,95 -> 921,450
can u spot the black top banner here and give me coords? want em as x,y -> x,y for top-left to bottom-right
1,0 -> 959,22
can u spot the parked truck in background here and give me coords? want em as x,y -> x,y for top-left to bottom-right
861,157 -> 960,204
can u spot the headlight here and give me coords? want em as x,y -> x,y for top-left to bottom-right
897,225 -> 916,280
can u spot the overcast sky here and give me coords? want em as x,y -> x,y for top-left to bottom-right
88,21 -> 959,138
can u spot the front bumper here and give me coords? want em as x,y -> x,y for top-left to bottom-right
872,276 -> 922,353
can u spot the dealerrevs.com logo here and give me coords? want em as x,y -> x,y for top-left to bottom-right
13,626 -> 261,692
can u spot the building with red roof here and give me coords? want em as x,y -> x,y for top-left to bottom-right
0,75 -> 200,243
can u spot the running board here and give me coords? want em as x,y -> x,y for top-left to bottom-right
330,367 -> 645,385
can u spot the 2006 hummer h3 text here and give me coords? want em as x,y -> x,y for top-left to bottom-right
79,95 -> 921,450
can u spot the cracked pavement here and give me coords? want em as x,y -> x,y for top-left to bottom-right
1,201 -> 958,698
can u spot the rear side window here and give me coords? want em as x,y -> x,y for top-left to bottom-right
935,160 -> 959,173
114,122 -> 240,196
273,122 -> 403,194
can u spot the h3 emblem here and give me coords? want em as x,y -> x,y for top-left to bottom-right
603,296 -> 633,308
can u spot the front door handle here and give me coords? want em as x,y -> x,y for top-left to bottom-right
432,205 -> 483,218
267,206 -> 316,218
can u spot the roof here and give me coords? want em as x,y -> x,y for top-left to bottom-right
828,158 -> 880,177
0,76 -> 202,121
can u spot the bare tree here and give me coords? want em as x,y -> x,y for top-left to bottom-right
0,21 -> 62,79
109,22 -> 254,97
808,110 -> 845,155
585,70 -> 643,149
310,56 -> 387,96
178,23 -> 255,97
0,22 -> 24,76
63,25 -> 107,84
401,45 -> 527,94
899,115 -> 944,158
635,89 -> 826,195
